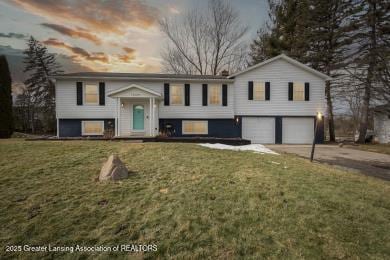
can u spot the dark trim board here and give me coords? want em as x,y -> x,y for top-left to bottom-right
58,119 -> 115,137
159,118 -> 241,138
275,116 -> 283,144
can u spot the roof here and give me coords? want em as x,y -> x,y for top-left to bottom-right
228,54 -> 332,80
53,72 -> 233,82
53,54 -> 331,82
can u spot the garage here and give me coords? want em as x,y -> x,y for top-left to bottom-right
282,117 -> 314,144
242,117 -> 275,144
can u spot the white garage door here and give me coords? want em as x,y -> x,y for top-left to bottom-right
242,117 -> 275,144
282,117 -> 314,144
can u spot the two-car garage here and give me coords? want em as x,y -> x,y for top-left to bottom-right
242,117 -> 316,144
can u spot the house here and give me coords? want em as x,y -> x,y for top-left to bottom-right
374,104 -> 390,143
53,54 -> 331,144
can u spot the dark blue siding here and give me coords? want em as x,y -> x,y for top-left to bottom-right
59,119 -> 115,137
159,119 -> 241,138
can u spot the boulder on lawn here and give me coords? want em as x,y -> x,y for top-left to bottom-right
99,154 -> 129,181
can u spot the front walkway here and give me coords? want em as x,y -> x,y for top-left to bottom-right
266,144 -> 390,181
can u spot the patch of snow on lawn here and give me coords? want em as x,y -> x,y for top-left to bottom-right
198,143 -> 278,155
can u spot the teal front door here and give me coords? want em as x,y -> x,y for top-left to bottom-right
133,105 -> 144,130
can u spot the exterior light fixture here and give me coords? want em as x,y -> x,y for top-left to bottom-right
317,112 -> 322,120
234,116 -> 240,125
310,112 -> 322,162
121,103 -> 124,108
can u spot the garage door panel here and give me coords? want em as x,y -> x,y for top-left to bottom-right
242,117 -> 275,144
282,117 -> 314,144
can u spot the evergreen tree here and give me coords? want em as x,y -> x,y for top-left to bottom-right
347,0 -> 389,143
305,0 -> 359,142
0,55 -> 14,138
249,0 -> 311,64
23,36 -> 62,133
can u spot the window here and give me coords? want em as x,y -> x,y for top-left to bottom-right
82,121 -> 104,135
209,85 -> 221,105
254,82 -> 265,101
170,85 -> 184,105
85,84 -> 99,105
182,121 -> 208,135
293,82 -> 305,101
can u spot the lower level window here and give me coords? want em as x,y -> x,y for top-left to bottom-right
182,121 -> 208,135
82,121 -> 104,135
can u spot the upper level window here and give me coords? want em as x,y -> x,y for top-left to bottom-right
209,85 -> 221,105
170,85 -> 183,105
254,82 -> 265,101
85,84 -> 99,105
293,82 -> 305,101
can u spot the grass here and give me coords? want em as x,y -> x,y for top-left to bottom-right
348,144 -> 390,155
0,139 -> 389,259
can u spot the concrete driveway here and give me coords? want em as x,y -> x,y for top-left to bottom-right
266,144 -> 390,181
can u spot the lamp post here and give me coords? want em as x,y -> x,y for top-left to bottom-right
310,112 -> 322,162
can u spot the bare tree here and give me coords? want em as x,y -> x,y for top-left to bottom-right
335,72 -> 365,138
160,0 -> 248,75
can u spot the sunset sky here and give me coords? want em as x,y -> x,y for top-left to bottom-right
0,0 -> 268,80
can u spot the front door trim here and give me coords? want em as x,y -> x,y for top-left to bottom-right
132,104 -> 145,131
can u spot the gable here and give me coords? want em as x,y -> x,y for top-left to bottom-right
108,84 -> 161,98
230,54 -> 331,81
234,58 -> 326,82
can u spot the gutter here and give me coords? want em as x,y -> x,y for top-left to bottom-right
52,76 -> 234,83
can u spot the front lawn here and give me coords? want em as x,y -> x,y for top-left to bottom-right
0,139 -> 389,259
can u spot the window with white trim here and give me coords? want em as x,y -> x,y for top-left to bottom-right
85,84 -> 99,105
254,82 -> 265,101
82,121 -> 104,135
170,85 -> 184,105
209,85 -> 221,105
293,82 -> 305,101
182,121 -> 208,135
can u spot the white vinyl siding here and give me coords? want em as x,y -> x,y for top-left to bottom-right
254,82 -> 265,101
293,82 -> 305,101
242,117 -> 275,144
282,117 -> 314,144
170,85 -> 184,105
82,121 -> 104,135
209,85 -> 222,105
233,59 -> 325,116
374,113 -> 390,143
56,81 -> 233,119
182,121 -> 208,134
